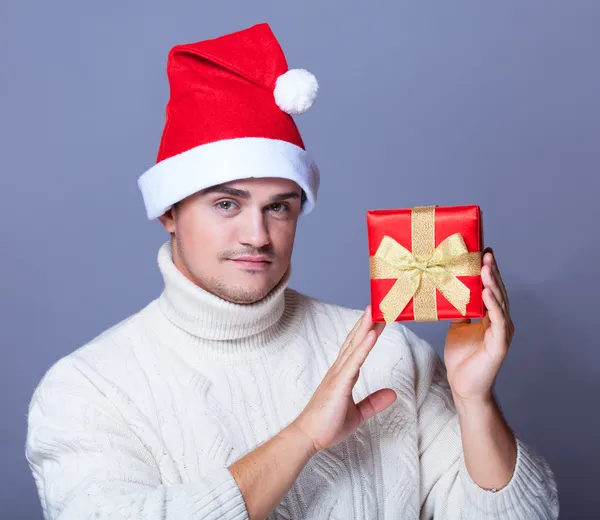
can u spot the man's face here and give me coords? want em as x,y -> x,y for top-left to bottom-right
159,177 -> 303,304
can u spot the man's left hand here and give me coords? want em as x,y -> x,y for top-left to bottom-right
444,248 -> 515,404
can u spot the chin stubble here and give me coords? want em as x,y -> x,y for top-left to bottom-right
209,276 -> 272,304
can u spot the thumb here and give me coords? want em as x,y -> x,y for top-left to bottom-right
357,388 -> 397,423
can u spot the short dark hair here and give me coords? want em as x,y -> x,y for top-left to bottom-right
300,189 -> 307,208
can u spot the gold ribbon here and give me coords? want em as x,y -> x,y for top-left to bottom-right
370,205 -> 482,322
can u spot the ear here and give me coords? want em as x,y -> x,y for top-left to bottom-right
158,206 -> 177,233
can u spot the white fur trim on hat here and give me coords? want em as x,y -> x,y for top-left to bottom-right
138,137 -> 320,220
274,69 -> 318,115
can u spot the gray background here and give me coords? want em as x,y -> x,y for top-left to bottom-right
1,1 -> 598,518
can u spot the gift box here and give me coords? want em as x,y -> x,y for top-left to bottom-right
367,204 -> 485,323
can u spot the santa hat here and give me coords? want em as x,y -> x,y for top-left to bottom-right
138,23 -> 320,220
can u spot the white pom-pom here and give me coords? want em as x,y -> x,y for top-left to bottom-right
273,69 -> 318,115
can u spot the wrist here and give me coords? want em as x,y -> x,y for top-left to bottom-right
452,390 -> 495,415
280,422 -> 319,460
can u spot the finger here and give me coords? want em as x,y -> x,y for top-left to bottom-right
356,388 -> 397,423
483,255 -> 513,335
338,320 -> 385,371
332,307 -> 368,370
336,308 -> 383,369
339,329 -> 379,379
483,288 -> 510,348
491,262 -> 510,313
482,263 -> 505,312
485,250 -> 510,312
345,306 -> 372,349
492,269 -> 514,340
330,329 -> 378,390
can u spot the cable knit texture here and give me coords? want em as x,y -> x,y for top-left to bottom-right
26,241 -> 559,519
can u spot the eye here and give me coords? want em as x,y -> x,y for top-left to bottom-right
268,202 -> 290,213
215,200 -> 238,212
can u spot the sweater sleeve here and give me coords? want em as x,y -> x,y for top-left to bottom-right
400,326 -> 559,520
25,357 -> 249,520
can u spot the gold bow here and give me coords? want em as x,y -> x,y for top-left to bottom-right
370,205 -> 482,322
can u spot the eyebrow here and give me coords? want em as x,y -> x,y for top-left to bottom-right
202,186 -> 250,199
268,191 -> 301,203
202,185 -> 301,203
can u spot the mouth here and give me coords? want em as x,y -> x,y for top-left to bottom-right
229,257 -> 273,270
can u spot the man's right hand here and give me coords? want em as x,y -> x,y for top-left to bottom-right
229,306 -> 397,520
291,305 -> 397,454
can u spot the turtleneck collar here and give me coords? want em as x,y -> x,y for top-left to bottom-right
155,240 -> 302,363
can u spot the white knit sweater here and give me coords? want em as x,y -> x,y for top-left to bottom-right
26,241 -> 558,519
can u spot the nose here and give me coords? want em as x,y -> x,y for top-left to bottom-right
238,207 -> 271,249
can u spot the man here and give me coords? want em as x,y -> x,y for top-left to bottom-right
26,23 -> 558,520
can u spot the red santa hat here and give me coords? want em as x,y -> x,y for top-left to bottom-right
138,23 -> 320,220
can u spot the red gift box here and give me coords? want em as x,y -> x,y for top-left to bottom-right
367,204 -> 485,323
